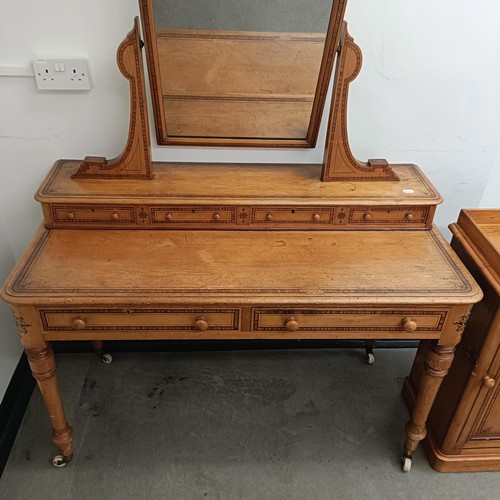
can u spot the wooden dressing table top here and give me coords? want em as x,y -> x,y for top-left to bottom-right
3,226 -> 480,307
37,161 -> 441,206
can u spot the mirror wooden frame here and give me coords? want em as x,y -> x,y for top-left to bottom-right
139,0 -> 349,148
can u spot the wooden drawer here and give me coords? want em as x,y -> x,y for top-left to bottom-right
150,207 -> 236,225
349,207 -> 429,225
46,203 -> 433,229
51,205 -> 135,224
39,308 -> 240,332
252,308 -> 447,333
251,207 -> 334,225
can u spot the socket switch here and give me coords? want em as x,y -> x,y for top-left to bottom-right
32,58 -> 91,90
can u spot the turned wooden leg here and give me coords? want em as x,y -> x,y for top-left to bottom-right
402,341 -> 455,471
26,344 -> 74,466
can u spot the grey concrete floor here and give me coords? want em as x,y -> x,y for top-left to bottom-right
1,348 -> 499,499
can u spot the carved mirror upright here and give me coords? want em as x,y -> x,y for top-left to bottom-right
46,0 -> 439,233
72,0 -> 399,183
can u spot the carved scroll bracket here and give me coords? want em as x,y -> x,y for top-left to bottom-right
73,17 -> 152,179
321,22 -> 398,182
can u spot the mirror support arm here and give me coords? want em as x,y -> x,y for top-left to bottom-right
321,22 -> 398,182
73,17 -> 153,180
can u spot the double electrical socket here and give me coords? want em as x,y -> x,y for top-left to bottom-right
32,58 -> 91,90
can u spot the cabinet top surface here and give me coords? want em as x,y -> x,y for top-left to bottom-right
36,161 -> 442,206
461,209 -> 500,249
456,209 -> 500,276
456,208 -> 500,280
2,226 -> 480,306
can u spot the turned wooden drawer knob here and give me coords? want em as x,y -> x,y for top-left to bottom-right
401,317 -> 417,332
165,213 -> 173,221
213,213 -> 221,221
67,212 -> 75,220
483,375 -> 496,388
266,213 -> 273,221
313,213 -> 321,222
405,213 -> 414,221
285,317 -> 299,332
71,318 -> 86,330
194,316 -> 208,331
111,212 -> 119,220
363,213 -> 372,221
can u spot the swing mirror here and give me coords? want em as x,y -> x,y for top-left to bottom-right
139,0 -> 348,147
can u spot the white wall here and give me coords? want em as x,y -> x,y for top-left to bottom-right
346,0 -> 500,225
0,0 -> 499,400
0,215 -> 22,402
480,151 -> 500,207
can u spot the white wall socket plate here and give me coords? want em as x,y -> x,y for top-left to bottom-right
32,58 -> 92,90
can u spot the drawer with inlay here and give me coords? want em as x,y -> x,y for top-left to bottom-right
51,205 -> 135,224
39,308 -> 241,333
252,308 -> 448,334
150,207 -> 236,225
251,207 -> 334,226
349,206 -> 430,226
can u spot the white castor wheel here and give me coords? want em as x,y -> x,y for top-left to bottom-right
366,352 -> 375,365
52,455 -> 69,468
401,456 -> 412,472
101,353 -> 113,364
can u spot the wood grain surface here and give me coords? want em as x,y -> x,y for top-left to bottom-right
37,162 -> 441,205
2,227 -> 480,306
456,209 -> 500,274
155,29 -> 323,139
139,0 -> 349,147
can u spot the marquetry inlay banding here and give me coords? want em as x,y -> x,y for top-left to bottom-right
39,308 -> 241,332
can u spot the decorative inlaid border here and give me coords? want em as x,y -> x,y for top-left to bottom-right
11,229 -> 474,297
44,204 -> 432,228
321,24 -> 398,182
72,18 -> 152,179
150,207 -> 236,224
306,0 -> 348,145
51,205 -> 136,224
39,308 -> 240,331
251,207 -> 334,224
349,206 -> 429,224
252,309 -> 448,332
40,162 -> 441,202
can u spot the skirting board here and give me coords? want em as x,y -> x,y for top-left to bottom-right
0,353 -> 35,478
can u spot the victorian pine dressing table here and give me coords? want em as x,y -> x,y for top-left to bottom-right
1,0 -> 482,472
